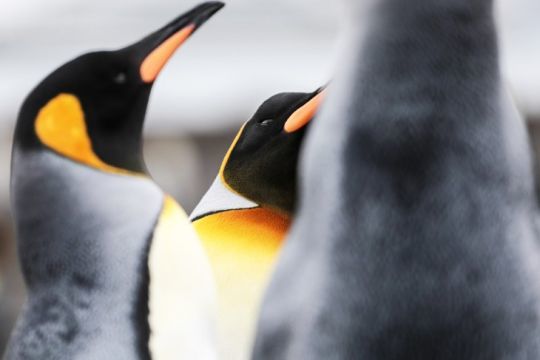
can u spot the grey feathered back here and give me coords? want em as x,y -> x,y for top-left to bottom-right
252,0 -> 540,359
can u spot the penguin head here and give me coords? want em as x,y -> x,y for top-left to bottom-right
220,87 -> 325,215
14,2 -> 224,174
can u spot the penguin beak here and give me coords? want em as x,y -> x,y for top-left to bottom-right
130,1 -> 224,83
283,87 -> 326,133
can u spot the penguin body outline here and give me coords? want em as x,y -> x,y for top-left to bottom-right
253,0 -> 540,359
5,3 -> 224,359
191,88 -> 324,360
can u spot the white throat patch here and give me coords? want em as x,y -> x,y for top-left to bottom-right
190,176 -> 258,221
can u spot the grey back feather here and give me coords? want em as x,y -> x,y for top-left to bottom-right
253,0 -> 540,359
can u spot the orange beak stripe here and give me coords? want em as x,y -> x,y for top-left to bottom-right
283,90 -> 326,133
140,24 -> 195,83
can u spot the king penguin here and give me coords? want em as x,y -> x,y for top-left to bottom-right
253,0 -> 540,359
4,3 -> 224,359
190,87 -> 325,359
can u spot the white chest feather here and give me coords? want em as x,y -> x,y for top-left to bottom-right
148,196 -> 218,359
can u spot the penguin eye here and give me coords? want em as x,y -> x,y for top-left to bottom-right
113,72 -> 127,85
259,119 -> 274,126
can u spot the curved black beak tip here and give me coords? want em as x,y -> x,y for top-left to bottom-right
128,1 -> 225,76
148,1 -> 225,44
315,83 -> 329,94
190,1 -> 225,29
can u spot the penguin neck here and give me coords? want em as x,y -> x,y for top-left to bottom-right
14,87 -> 149,174
354,0 -> 495,33
351,0 -> 499,102
83,101 -> 149,174
325,0 -> 537,279
329,0 -> 539,239
12,112 -> 147,176
334,0 -> 508,172
332,0 -> 508,182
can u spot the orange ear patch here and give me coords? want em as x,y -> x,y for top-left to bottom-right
34,93 -> 131,175
140,25 -> 195,83
284,90 -> 326,133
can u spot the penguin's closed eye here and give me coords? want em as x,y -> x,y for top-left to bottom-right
258,119 -> 274,126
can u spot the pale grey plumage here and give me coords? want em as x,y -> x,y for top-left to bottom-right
5,149 -> 163,359
253,0 -> 540,359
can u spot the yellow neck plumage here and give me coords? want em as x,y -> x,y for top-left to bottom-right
193,203 -> 290,359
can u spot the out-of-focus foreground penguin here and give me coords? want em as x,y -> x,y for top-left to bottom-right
253,0 -> 540,359
190,88 -> 324,359
5,3 -> 224,359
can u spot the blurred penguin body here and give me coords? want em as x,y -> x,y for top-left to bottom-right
191,89 -> 324,359
253,0 -> 540,359
5,3 -> 224,359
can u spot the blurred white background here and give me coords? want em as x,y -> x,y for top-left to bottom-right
0,0 -> 539,352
